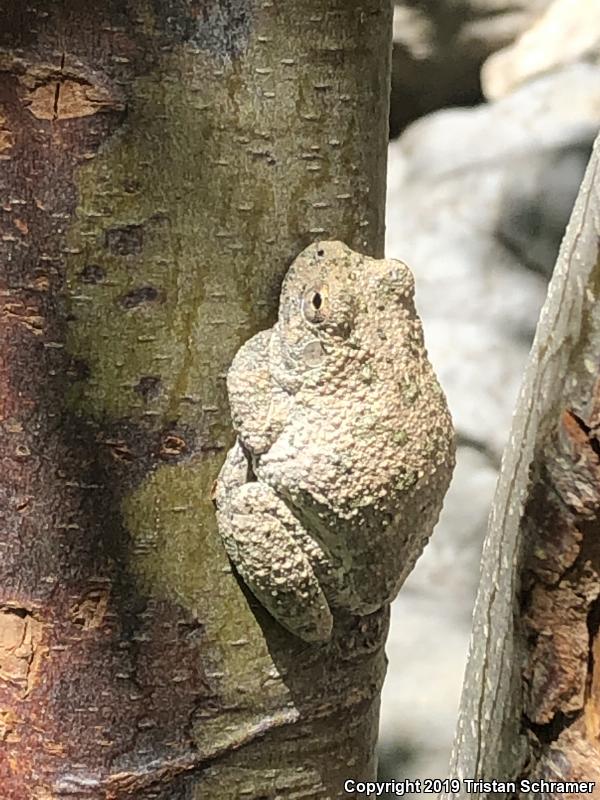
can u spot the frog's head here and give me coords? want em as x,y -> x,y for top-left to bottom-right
274,241 -> 358,380
274,241 -> 417,383
279,241 -> 357,336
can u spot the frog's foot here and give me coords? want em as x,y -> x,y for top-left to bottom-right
216,478 -> 333,642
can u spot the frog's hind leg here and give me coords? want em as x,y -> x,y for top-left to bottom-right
216,453 -> 333,642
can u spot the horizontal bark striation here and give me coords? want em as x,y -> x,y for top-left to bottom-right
0,1 -> 392,798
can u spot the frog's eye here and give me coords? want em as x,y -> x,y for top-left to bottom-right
302,285 -> 328,324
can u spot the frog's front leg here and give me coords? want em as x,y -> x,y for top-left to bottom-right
227,329 -> 290,456
215,442 -> 333,642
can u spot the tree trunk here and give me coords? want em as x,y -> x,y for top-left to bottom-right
448,134 -> 600,797
0,2 -> 392,798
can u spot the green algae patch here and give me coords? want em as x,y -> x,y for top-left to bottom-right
121,454 -> 289,707
63,50 -> 276,429
121,456 -> 225,613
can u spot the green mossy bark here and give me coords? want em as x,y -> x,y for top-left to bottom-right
0,2 -> 392,797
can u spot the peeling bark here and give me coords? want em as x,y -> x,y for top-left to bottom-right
0,2 -> 392,798
448,136 -> 600,797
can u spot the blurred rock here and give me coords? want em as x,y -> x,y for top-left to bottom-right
393,64 -> 599,181
482,0 -> 600,100
388,65 -> 599,294
426,321 -> 532,459
390,0 -> 550,136
380,63 -> 600,793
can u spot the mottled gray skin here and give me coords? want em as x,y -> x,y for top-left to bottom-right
215,241 -> 455,642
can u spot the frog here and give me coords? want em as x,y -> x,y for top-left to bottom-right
215,240 -> 455,642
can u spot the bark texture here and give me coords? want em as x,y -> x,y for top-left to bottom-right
447,134 -> 600,797
0,2 -> 392,798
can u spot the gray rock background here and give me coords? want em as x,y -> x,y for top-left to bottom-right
379,3 -> 600,791
389,0 -> 551,136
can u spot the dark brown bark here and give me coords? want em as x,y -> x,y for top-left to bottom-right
0,2 -> 392,798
